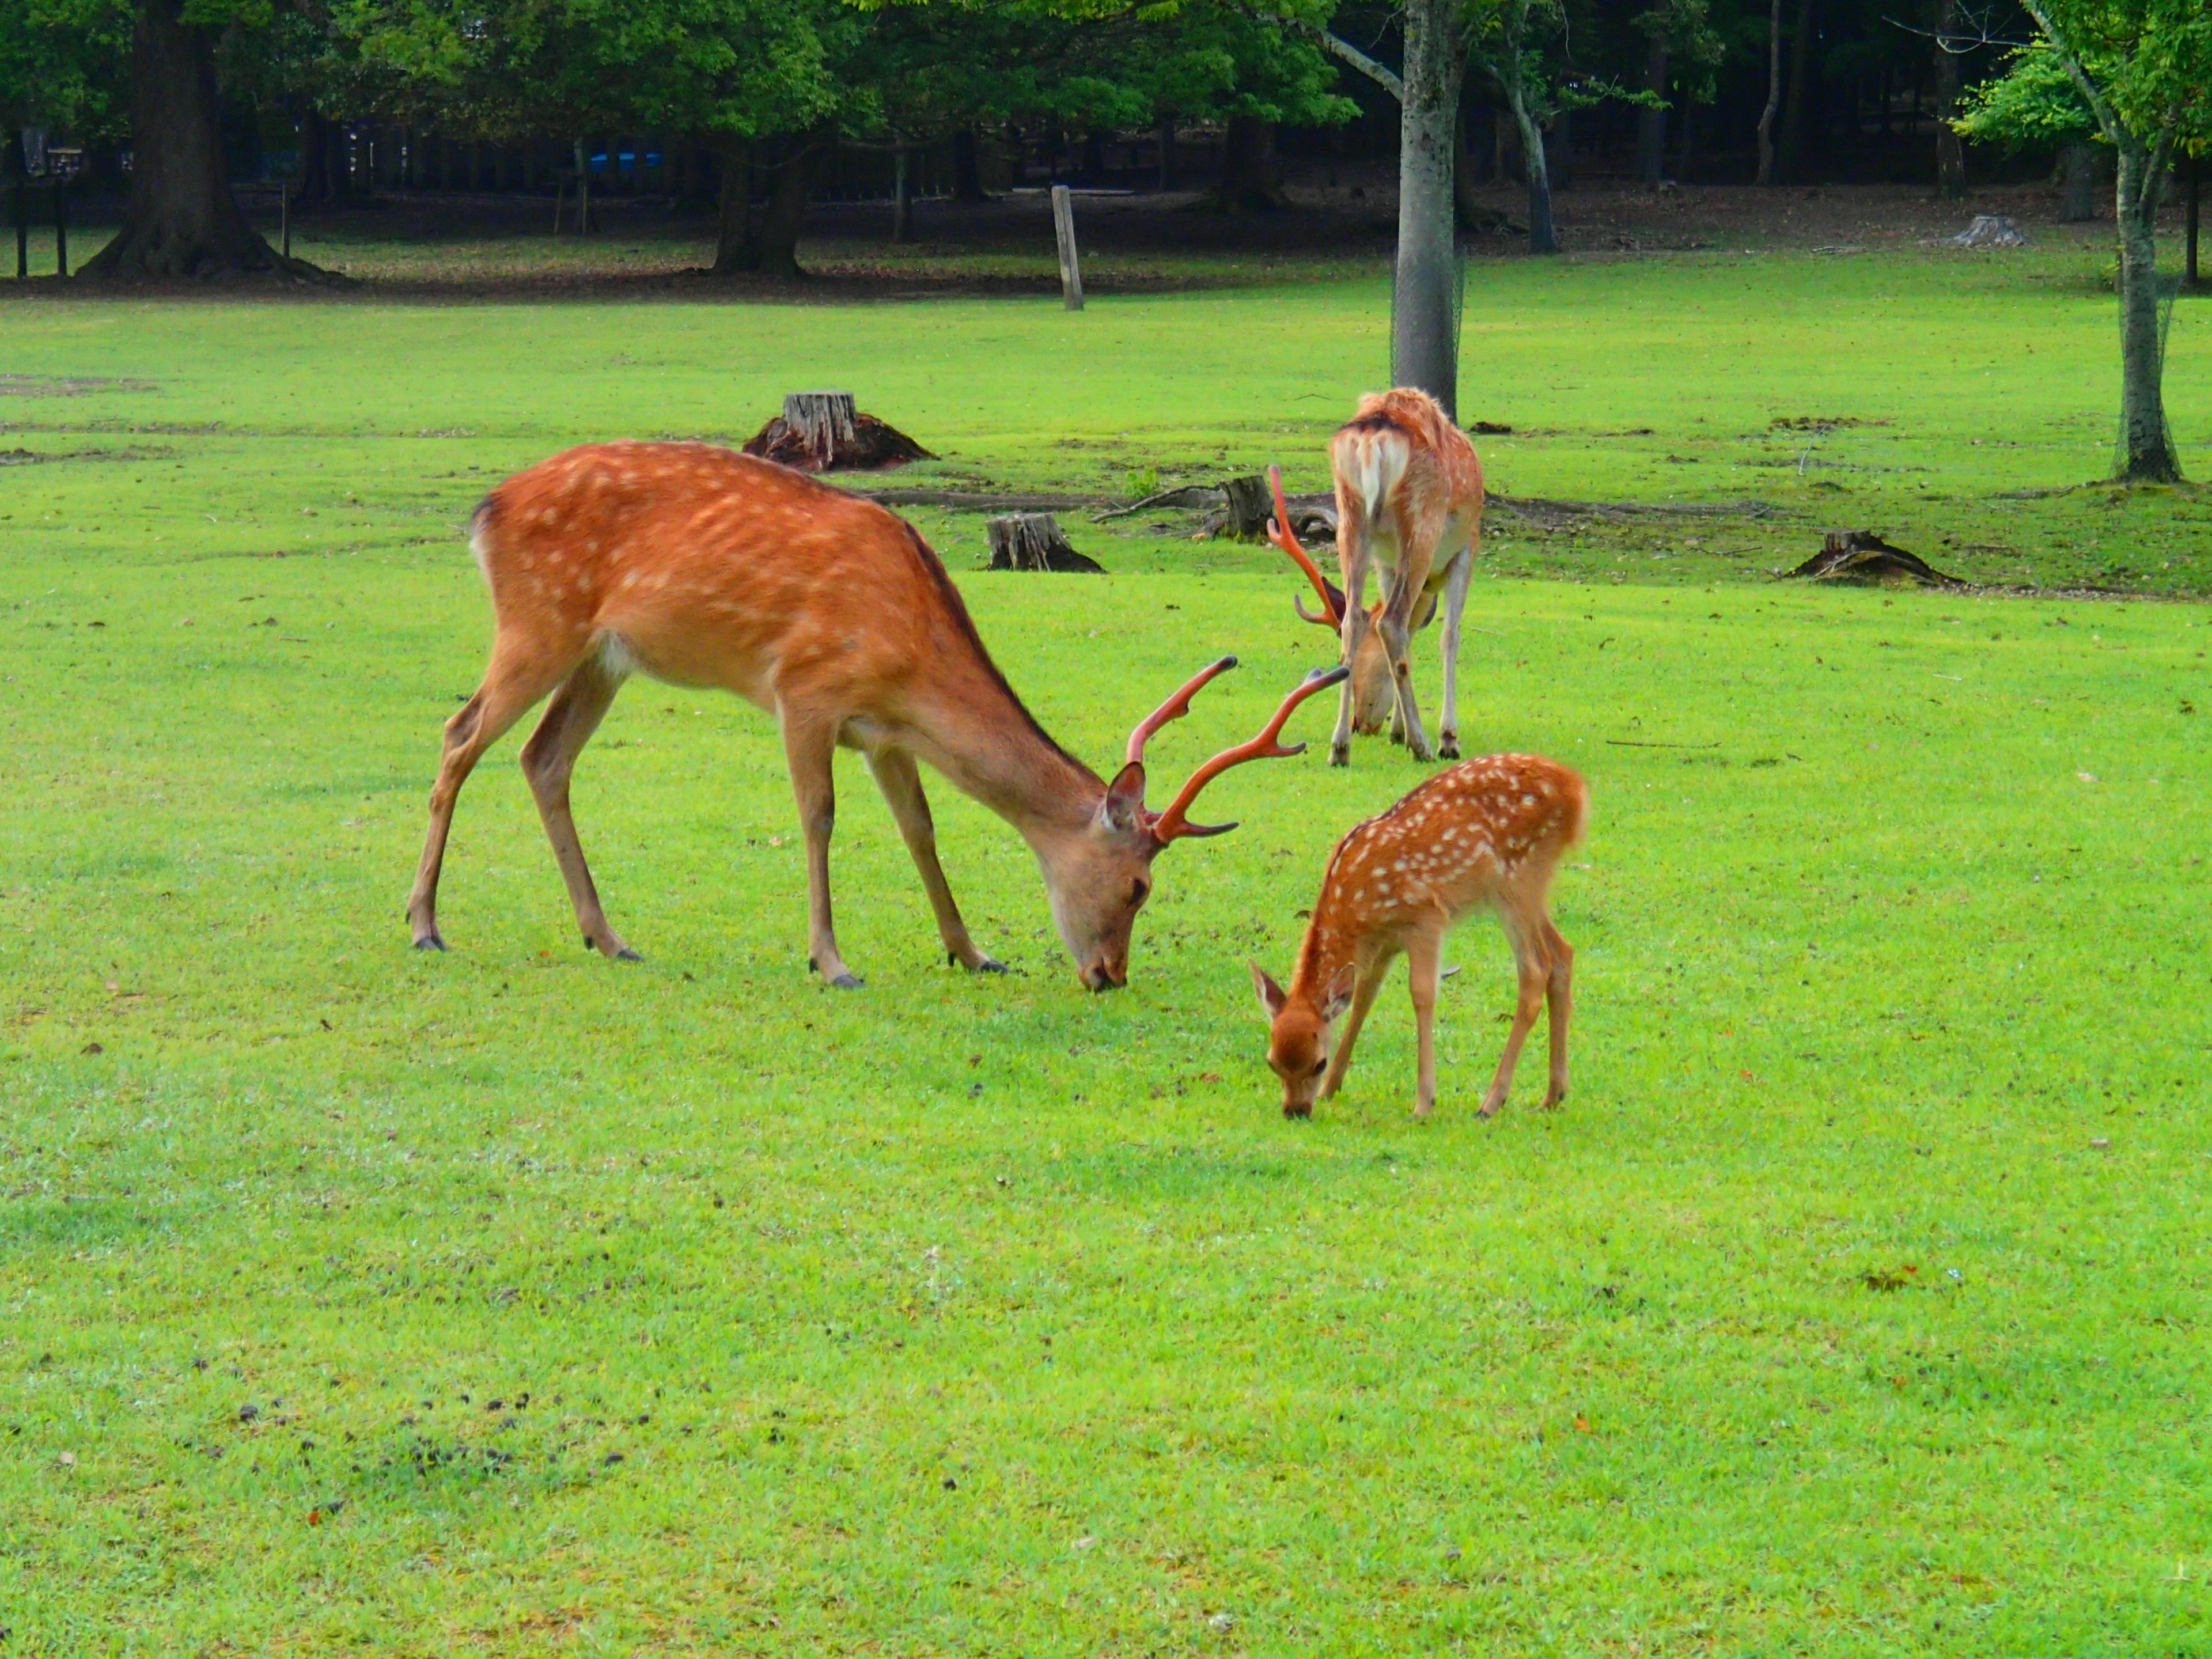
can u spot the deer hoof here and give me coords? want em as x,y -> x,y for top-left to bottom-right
412,931 -> 447,952
828,972 -> 866,990
615,946 -> 644,963
1328,744 -> 1350,768
1438,737 -> 1460,760
972,957 -> 1008,974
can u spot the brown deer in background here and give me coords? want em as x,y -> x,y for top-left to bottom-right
1266,389 -> 1485,766
1251,753 -> 1584,1119
407,441 -> 1346,990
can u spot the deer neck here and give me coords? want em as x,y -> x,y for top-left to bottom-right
909,675 -> 1104,845
1289,889 -> 1359,1005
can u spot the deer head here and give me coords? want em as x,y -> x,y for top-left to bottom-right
1034,660 -> 1349,991
1249,960 -> 1357,1116
1266,467 -> 1395,735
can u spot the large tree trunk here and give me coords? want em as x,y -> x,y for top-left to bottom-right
298,107 -> 332,206
82,0 -> 326,279
952,128 -> 988,202
711,141 -> 756,273
751,130 -> 822,279
1393,0 -> 1465,414
1755,0 -> 1783,184
1933,0 -> 1965,198
1634,32 -> 1671,185
1214,116 -> 1287,212
2113,142 -> 2180,481
2058,141 -> 2099,220
1775,0 -> 1819,184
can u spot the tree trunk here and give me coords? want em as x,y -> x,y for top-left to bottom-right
2187,154 -> 2200,290
1214,116 -> 1287,212
711,141 -> 756,273
298,108 -> 332,206
1677,96 -> 1696,179
79,0 -> 324,279
1756,0 -> 1783,184
752,130 -> 820,279
892,147 -> 912,243
1505,86 -> 1557,256
1394,0 -> 1465,413
1776,0 -> 1819,184
2058,141 -> 2099,221
1156,119 -> 1175,191
953,128 -> 988,202
1453,104 -> 1488,229
2114,141 -> 2180,481
1634,32 -> 1671,184
1933,0 -> 1965,198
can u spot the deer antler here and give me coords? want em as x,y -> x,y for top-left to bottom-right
1126,655 -> 1238,766
1147,664 -> 1350,843
1267,465 -> 1346,628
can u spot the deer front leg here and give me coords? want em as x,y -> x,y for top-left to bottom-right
781,709 -> 862,988
1320,946 -> 1393,1099
520,654 -> 640,961
1379,580 -> 1434,763
1406,927 -> 1442,1116
1434,548 -> 1474,761
866,746 -> 1004,972
1480,909 -> 1550,1116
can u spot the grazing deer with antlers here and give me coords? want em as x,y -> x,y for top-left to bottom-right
1251,753 -> 1583,1119
1265,388 -> 1484,766
407,441 -> 1347,991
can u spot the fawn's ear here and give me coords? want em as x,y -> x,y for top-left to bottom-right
1249,960 -> 1287,1018
1319,963 -> 1357,1023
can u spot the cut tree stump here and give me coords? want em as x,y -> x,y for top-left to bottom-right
986,513 -> 1103,573
1949,215 -> 2026,248
1784,531 -> 1967,587
1219,474 -> 1273,539
741,390 -> 933,472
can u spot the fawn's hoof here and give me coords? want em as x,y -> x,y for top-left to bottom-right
412,931 -> 447,953
828,972 -> 866,990
615,946 -> 644,963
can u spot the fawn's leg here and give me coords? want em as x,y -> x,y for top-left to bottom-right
1540,917 -> 1574,1108
1321,946 -> 1395,1099
1406,927 -> 1442,1116
1480,907 -> 1551,1118
781,708 -> 861,988
407,639 -> 575,951
520,651 -> 639,961
1434,545 -> 1474,761
867,746 -> 1003,972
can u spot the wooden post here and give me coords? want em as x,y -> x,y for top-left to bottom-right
279,180 -> 290,259
1050,183 -> 1083,310
893,147 -> 911,243
13,175 -> 24,281
54,179 -> 66,276
574,138 -> 590,234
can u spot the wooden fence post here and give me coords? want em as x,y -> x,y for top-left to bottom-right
1050,183 -> 1083,310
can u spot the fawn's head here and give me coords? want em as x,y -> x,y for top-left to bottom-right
1039,661 -> 1349,993
1251,961 -> 1356,1117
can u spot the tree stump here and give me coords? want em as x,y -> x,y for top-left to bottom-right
741,391 -> 933,472
1785,531 -> 1966,588
986,513 -> 1103,573
1949,215 -> 2026,248
1218,474 -> 1274,539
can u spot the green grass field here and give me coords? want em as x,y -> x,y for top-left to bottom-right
3,257 -> 2210,1655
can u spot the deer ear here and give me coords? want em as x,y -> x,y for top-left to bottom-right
1320,963 -> 1357,1022
1100,761 -> 1146,831
1249,959 -> 1287,1018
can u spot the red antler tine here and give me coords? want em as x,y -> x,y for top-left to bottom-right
1125,655 -> 1239,766
1149,664 -> 1351,843
1267,465 -> 1344,628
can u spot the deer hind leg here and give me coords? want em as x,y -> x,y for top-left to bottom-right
1406,926 -> 1444,1116
1380,502 -> 1441,763
866,745 -> 1003,974
1540,916 -> 1574,1109
407,639 -> 575,952
1434,545 -> 1474,760
520,647 -> 638,962
1321,944 -> 1395,1099
1330,506 -> 1374,767
1480,897 -> 1552,1118
782,708 -> 862,988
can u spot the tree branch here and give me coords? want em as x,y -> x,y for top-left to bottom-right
1251,9 -> 1404,101
2015,0 -> 2123,150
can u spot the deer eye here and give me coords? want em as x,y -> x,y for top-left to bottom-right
1129,878 -> 1149,906
1310,1059 -> 1327,1077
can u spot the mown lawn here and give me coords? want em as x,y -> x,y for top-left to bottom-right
1,262 -> 2209,1655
